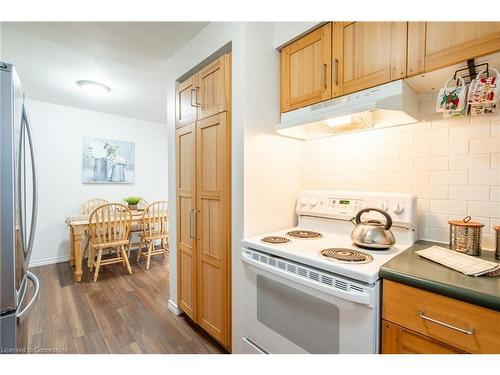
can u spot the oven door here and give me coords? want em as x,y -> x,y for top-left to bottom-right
242,248 -> 379,354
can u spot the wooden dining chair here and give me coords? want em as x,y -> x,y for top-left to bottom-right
80,198 -> 109,215
136,201 -> 169,270
80,199 -> 109,267
88,203 -> 133,282
127,198 -> 149,257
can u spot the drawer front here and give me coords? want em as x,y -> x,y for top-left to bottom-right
383,280 -> 500,353
382,320 -> 463,354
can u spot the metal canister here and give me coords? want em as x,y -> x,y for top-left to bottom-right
495,226 -> 500,261
449,216 -> 484,256
93,158 -> 108,181
110,163 -> 126,182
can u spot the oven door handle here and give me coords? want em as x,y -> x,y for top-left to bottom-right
242,252 -> 372,306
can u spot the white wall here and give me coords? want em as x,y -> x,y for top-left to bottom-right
303,98 -> 500,249
243,23 -> 304,236
165,22 -> 303,353
273,22 -> 320,49
28,99 -> 168,266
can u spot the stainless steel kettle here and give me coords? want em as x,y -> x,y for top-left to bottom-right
351,208 -> 395,249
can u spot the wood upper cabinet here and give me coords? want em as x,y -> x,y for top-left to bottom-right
175,124 -> 197,320
197,55 -> 230,121
176,74 -> 197,128
332,22 -> 407,96
280,23 -> 332,112
279,22 -> 500,113
408,22 -> 500,76
195,112 -> 231,348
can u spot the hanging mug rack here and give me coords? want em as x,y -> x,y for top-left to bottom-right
453,59 -> 489,85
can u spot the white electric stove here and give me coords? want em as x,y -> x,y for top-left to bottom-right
241,190 -> 417,354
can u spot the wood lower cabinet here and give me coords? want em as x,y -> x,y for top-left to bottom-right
333,22 -> 407,96
382,320 -> 463,354
382,280 -> 500,354
280,22 -> 332,112
407,22 -> 500,76
175,53 -> 232,351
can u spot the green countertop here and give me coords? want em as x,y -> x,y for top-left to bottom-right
379,241 -> 500,311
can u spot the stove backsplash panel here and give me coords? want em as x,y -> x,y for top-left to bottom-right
303,95 -> 500,249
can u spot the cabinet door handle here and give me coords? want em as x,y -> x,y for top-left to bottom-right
322,63 -> 327,89
193,209 -> 200,239
333,58 -> 339,86
189,209 -> 195,239
190,88 -> 197,108
418,311 -> 475,335
194,87 -> 202,107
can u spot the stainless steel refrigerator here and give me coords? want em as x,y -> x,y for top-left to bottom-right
0,62 -> 39,353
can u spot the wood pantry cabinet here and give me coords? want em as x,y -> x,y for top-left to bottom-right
197,55 -> 230,120
175,54 -> 230,128
407,22 -> 500,76
175,74 -> 197,128
175,123 -> 196,319
175,53 -> 231,350
382,280 -> 500,354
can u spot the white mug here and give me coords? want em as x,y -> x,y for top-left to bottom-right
468,68 -> 499,116
436,76 -> 467,113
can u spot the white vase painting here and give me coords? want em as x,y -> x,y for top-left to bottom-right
83,137 -> 135,184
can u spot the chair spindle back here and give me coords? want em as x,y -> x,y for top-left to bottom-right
80,198 -> 109,215
142,201 -> 168,239
88,203 -> 132,246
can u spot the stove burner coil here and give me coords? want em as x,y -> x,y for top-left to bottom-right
261,236 -> 290,244
319,248 -> 373,263
286,230 -> 323,239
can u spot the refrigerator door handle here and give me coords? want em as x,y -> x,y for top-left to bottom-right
16,271 -> 39,323
17,114 -> 27,255
22,101 -> 38,263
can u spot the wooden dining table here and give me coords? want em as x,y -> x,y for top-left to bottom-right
65,210 -> 166,282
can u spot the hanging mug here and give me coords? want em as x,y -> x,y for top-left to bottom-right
468,68 -> 499,116
436,76 -> 467,113
443,105 -> 468,119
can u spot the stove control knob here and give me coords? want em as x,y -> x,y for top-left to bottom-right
391,202 -> 404,214
378,201 -> 388,211
300,197 -> 309,206
309,198 -> 318,207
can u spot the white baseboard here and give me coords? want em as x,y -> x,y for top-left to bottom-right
29,254 -> 72,268
168,299 -> 182,315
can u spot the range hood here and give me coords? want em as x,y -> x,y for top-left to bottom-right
276,80 -> 419,140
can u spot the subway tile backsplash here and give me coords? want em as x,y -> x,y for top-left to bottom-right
303,111 -> 500,250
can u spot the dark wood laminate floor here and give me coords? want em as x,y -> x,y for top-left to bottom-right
26,253 -> 226,354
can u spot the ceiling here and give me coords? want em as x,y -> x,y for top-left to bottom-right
1,22 -> 208,122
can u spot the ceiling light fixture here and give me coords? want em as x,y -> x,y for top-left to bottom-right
77,80 -> 111,96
